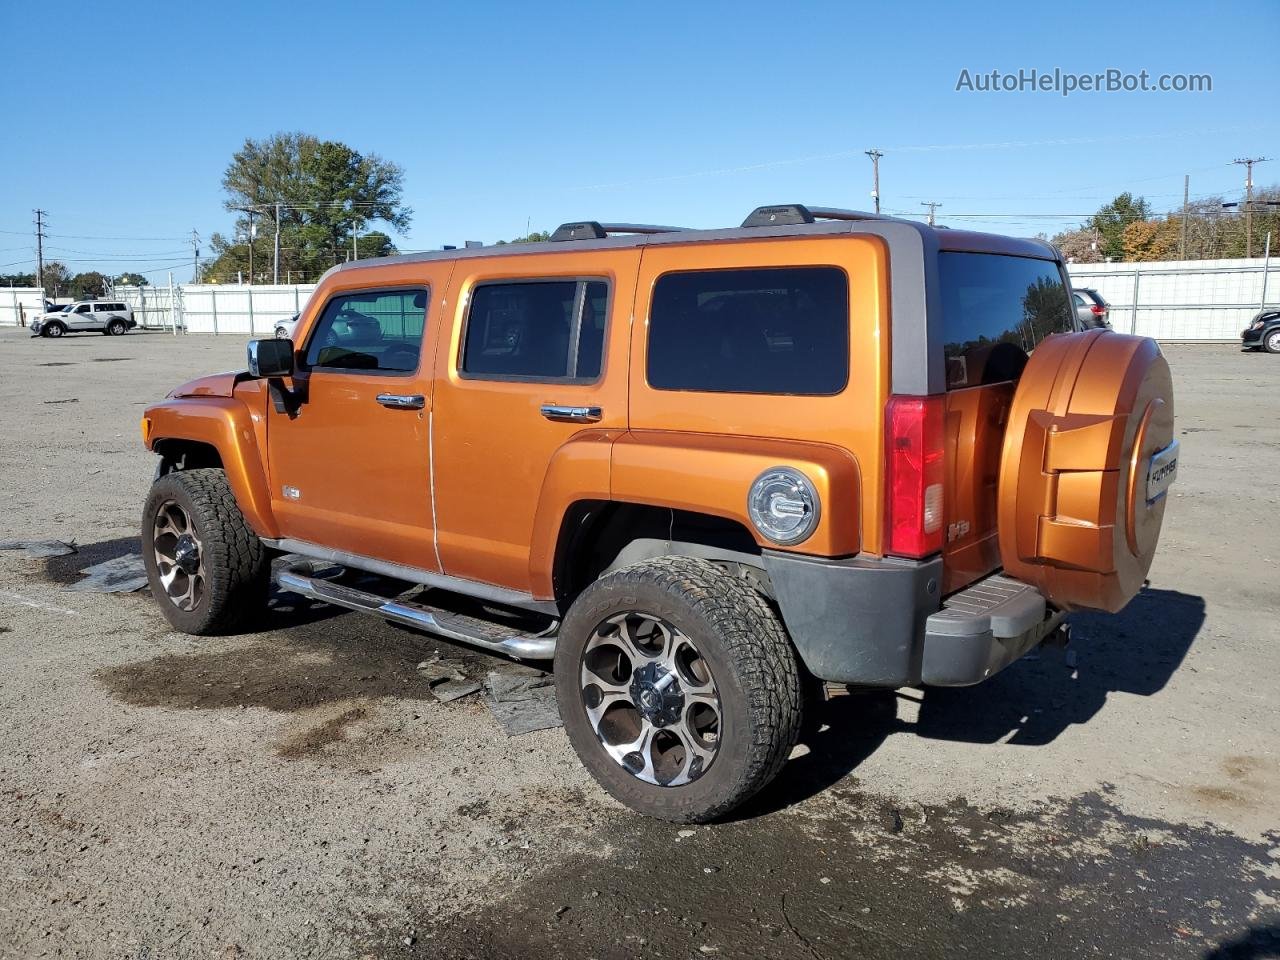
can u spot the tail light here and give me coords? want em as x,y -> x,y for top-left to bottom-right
885,395 -> 945,558
1090,305 -> 1106,315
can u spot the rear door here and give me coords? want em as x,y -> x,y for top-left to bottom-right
938,252 -> 1076,593
430,250 -> 638,593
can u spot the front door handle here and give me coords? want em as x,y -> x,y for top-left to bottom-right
540,403 -> 603,423
376,393 -> 425,410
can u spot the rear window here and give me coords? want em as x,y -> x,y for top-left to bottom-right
647,266 -> 849,395
940,253 -> 1074,390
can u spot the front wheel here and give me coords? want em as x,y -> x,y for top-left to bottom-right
555,557 -> 803,823
44,322 -> 65,338
1265,330 -> 1280,355
141,468 -> 271,635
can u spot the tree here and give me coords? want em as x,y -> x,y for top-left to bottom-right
1122,218 -> 1180,262
1088,193 -> 1152,261
204,132 -> 411,283
40,261 -> 71,298
495,231 -> 551,245
1051,227 -> 1103,263
68,271 -> 109,300
0,272 -> 37,287
115,272 -> 149,287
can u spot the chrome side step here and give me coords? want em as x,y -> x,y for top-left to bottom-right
273,562 -> 557,660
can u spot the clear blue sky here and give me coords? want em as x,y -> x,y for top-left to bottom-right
2,0 -> 1276,283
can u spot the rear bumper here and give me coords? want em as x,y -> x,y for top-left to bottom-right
763,552 -> 1061,687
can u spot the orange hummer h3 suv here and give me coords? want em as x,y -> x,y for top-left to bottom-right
139,204 -> 1177,822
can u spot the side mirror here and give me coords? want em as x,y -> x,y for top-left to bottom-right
248,338 -> 294,378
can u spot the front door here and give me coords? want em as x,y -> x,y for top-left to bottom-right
430,251 -> 639,594
67,303 -> 95,330
267,271 -> 451,571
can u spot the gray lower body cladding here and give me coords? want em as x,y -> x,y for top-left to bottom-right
763,551 -> 1058,687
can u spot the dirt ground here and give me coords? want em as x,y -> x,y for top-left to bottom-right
1,326 -> 1277,959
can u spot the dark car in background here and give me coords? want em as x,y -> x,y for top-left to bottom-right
1242,309 -> 1280,354
1073,288 -> 1112,329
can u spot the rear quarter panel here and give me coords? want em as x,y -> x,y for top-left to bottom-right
626,235 -> 889,555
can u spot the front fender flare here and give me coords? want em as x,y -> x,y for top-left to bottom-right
142,397 -> 279,539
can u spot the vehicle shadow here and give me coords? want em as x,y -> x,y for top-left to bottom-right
740,586 -> 1205,817
1202,925 -> 1280,959
915,587 -> 1205,747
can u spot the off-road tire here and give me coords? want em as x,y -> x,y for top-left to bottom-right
142,468 -> 270,635
555,556 -> 803,823
1265,330 -> 1280,355
106,319 -> 127,336
44,321 -> 65,338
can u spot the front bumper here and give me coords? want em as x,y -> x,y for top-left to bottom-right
763,552 -> 1062,687
1242,327 -> 1264,347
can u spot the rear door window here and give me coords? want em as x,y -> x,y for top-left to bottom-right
647,266 -> 849,395
461,279 -> 607,381
304,288 -> 429,373
940,253 -> 1074,390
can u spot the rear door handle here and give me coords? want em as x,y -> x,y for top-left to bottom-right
540,403 -> 603,423
376,393 -> 425,410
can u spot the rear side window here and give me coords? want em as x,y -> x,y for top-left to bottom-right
304,288 -> 428,373
940,253 -> 1074,390
647,266 -> 849,395
462,279 -> 608,381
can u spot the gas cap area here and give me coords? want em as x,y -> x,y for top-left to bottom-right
997,330 -> 1175,613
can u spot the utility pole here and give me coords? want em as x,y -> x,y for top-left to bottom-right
33,209 -> 46,297
1233,157 -> 1270,258
232,206 -> 260,283
191,230 -> 201,284
273,202 -> 282,285
921,201 -> 941,226
865,149 -> 883,214
1180,174 -> 1189,260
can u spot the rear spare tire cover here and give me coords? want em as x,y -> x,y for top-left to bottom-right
997,329 -> 1175,613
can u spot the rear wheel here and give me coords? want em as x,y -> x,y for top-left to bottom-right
1265,330 -> 1280,354
142,468 -> 270,635
44,321 -> 65,338
106,319 -> 127,336
555,557 -> 803,823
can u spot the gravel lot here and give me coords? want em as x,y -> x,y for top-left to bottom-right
1,326 -> 1277,959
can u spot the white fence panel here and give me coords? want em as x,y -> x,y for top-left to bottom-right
180,284 -> 317,336
115,284 -> 180,331
0,287 -> 46,327
1066,257 -> 1276,341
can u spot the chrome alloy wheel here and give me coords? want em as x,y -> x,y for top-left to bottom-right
579,611 -> 721,787
151,500 -> 206,611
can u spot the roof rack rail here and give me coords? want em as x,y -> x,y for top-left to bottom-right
740,204 -> 895,228
549,221 -> 689,242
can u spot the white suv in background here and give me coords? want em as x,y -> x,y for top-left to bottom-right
31,300 -> 137,338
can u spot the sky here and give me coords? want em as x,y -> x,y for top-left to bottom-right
1,0 -> 1276,283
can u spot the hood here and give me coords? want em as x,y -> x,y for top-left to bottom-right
168,370 -> 247,399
